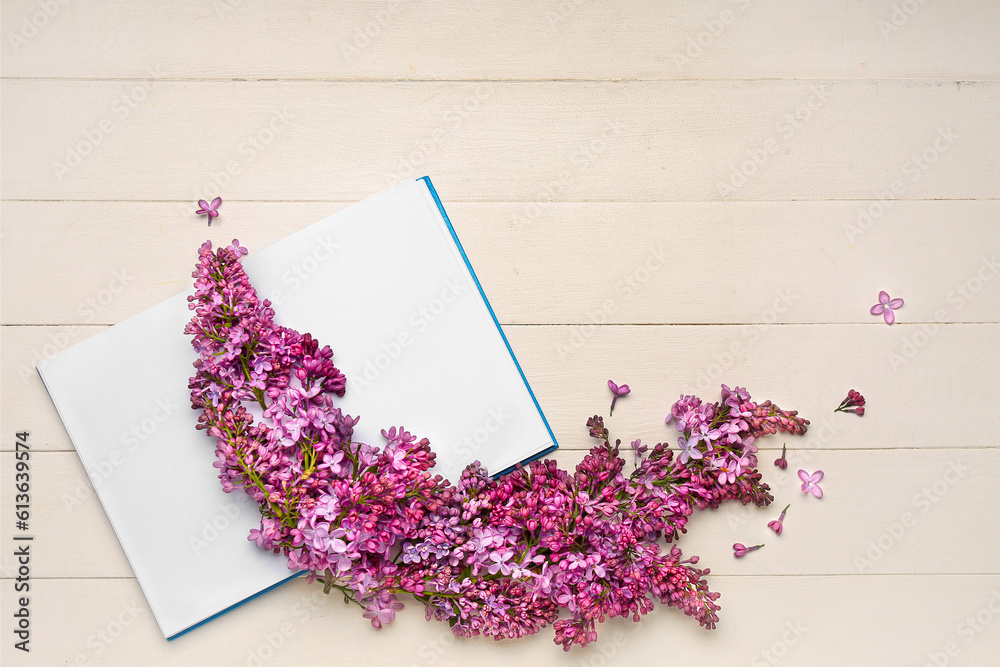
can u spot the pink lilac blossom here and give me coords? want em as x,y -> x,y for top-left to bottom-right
732,543 -> 764,558
607,380 -> 630,415
768,504 -> 790,535
186,240 -> 810,651
870,290 -> 904,325
835,389 -> 866,416
630,438 -> 648,466
774,444 -> 788,469
195,197 -> 222,224
798,470 -> 824,498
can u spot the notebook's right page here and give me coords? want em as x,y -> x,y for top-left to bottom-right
241,176 -> 558,480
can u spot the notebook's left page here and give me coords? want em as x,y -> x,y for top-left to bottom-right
37,291 -> 298,639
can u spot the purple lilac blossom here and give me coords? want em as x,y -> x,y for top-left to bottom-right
186,239 -> 811,651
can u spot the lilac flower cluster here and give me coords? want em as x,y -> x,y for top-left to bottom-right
665,386 -> 809,510
835,389 -> 866,416
186,240 -> 810,651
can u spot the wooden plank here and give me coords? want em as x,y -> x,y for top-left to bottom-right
3,201 -> 999,326
505,324 -> 1000,455
4,449 -> 996,579
3,574 -> 998,666
2,80 -> 996,202
2,326 -> 98,453
0,200 -> 350,326
2,3 -> 998,666
4,323 -> 997,453
2,0 -> 999,81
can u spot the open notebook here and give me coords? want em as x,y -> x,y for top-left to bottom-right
37,177 -> 557,639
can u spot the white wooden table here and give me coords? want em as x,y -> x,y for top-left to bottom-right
2,2 -> 999,665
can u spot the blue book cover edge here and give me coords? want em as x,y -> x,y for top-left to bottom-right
417,176 -> 559,475
168,571 -> 304,640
